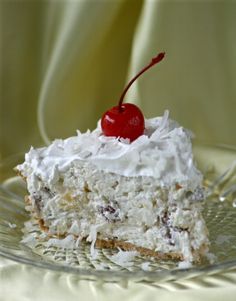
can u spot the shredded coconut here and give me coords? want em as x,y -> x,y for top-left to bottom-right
178,260 -> 192,269
5,221 -> 17,229
21,233 -> 38,248
205,252 -> 217,264
150,110 -> 169,140
141,261 -> 152,271
46,235 -> 75,249
109,248 -> 139,267
75,236 -> 82,248
87,224 -> 105,258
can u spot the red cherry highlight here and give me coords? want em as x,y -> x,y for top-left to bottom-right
101,103 -> 145,141
101,52 -> 165,142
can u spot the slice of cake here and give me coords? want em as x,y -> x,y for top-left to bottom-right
17,110 -> 209,263
17,53 -> 209,264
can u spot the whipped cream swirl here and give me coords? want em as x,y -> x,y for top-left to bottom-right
18,111 -> 202,189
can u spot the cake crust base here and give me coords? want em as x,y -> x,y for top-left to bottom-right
95,238 -> 183,261
34,217 -> 184,261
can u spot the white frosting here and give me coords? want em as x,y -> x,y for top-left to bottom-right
18,111 -> 202,188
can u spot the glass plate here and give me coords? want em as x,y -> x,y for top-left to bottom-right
0,146 -> 236,283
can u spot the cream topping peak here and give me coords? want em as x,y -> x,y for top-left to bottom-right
18,111 -> 202,189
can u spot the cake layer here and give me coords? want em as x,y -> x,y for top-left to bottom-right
21,160 -> 209,263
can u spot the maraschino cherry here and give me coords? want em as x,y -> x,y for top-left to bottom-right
101,52 -> 165,142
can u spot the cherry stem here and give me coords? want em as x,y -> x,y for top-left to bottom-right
118,52 -> 165,111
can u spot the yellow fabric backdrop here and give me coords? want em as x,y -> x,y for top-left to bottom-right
1,0 -> 236,161
0,0 -> 236,300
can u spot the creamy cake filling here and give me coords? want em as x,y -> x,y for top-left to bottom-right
23,161 -> 208,262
